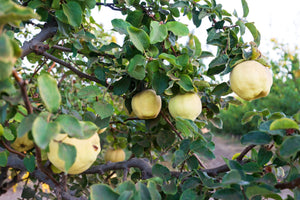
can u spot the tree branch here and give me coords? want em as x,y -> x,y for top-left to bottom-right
21,23 -> 58,58
41,51 -> 104,85
84,158 -> 153,179
12,70 -> 33,114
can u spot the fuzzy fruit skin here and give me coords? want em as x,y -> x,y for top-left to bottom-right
47,133 -> 101,175
104,148 -> 126,163
230,60 -> 273,101
168,93 -> 202,121
131,89 -> 162,119
11,133 -> 34,152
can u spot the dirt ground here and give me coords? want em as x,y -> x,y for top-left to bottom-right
0,135 -> 293,199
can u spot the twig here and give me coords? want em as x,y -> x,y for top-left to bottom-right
12,70 -> 33,114
236,144 -> 256,162
160,112 -> 183,140
41,51 -> 104,85
0,139 -> 26,158
35,144 -> 60,187
95,2 -> 123,11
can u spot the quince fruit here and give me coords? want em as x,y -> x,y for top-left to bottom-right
230,60 -> 273,101
168,93 -> 202,121
47,132 -> 101,174
104,148 -> 125,163
131,89 -> 161,119
11,133 -> 35,152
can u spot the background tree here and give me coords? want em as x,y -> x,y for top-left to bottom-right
0,0 -> 299,200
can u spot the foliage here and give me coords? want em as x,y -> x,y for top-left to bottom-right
211,45 -> 300,136
0,0 -> 300,200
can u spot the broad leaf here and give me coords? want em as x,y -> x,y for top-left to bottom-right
279,136 -> 300,157
245,22 -> 261,46
166,21 -> 189,36
0,151 -> 8,167
241,131 -> 271,145
111,19 -> 131,35
23,155 -> 36,173
57,115 -> 83,138
152,164 -> 171,181
127,26 -> 150,52
270,118 -> 299,130
213,188 -> 243,200
58,142 -> 76,172
62,1 -> 82,27
32,113 -> 60,149
127,54 -> 146,80
150,21 -> 168,44
90,184 -> 120,200
77,85 -> 101,99
93,102 -> 114,119
177,74 -> 195,92
241,0 -> 249,17
17,114 -> 37,138
37,73 -> 61,113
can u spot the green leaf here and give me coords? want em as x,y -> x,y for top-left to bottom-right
236,20 -> 246,35
222,169 -> 241,184
180,189 -> 198,200
241,131 -> 272,145
136,182 -> 151,200
77,85 -> 101,99
176,117 -> 198,137
111,19 -> 131,35
245,22 -> 261,46
3,128 -> 14,141
270,118 -> 299,130
32,113 -> 60,149
37,73 -> 61,113
90,184 -> 120,200
177,74 -> 195,92
56,115 -> 83,138
152,71 -> 169,95
166,21 -> 189,36
127,26 -> 150,52
17,114 -> 37,138
162,179 -> 177,195
279,136 -> 300,157
147,181 -> 161,200
58,142 -> 76,172
156,131 -> 175,149
113,76 -> 131,95
118,191 -> 133,200
241,0 -> 249,17
0,0 -> 40,26
94,102 -> 114,119
150,21 -> 168,44
241,111 -> 259,125
209,54 -> 229,69
245,185 -> 281,200
257,147 -> 273,166
62,1 -> 82,27
0,151 -> 8,167
116,181 -> 136,193
80,121 -> 98,139
172,150 -> 185,167
127,54 -> 146,80
23,155 -> 36,173
211,82 -> 230,96
213,188 -> 243,200
159,53 -> 178,67
152,164 -> 171,181
193,36 -> 202,57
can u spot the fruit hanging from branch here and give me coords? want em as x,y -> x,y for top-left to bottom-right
230,60 -> 273,101
47,133 -> 101,175
131,89 -> 162,119
168,92 -> 202,121
104,148 -> 126,163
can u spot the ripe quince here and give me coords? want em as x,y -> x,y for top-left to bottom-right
168,92 -> 202,121
131,89 -> 161,119
11,133 -> 35,152
104,148 -> 125,163
47,133 -> 101,174
230,60 -> 273,101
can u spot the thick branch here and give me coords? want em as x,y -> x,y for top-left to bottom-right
275,177 -> 300,190
84,158 -> 153,179
21,23 -> 57,58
